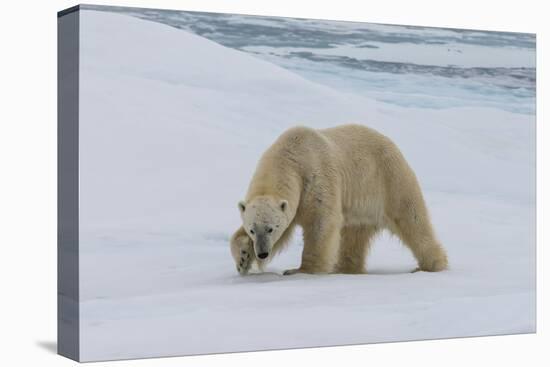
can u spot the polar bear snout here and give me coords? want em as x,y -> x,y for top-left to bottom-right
254,234 -> 271,260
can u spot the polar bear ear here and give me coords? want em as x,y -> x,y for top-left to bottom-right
238,201 -> 246,213
279,200 -> 288,212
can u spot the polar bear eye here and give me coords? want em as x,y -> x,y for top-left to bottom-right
267,227 -> 273,233
250,229 -> 255,235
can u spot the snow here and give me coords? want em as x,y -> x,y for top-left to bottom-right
76,10 -> 535,361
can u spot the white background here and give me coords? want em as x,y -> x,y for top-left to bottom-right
0,0 -> 546,366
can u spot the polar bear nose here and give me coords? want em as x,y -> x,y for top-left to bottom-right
257,252 -> 269,259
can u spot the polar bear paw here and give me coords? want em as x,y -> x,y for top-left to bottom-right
237,248 -> 253,275
231,232 -> 254,275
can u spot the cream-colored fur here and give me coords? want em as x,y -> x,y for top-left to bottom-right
231,124 -> 448,275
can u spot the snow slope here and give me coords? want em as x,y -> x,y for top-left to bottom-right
77,10 -> 536,361
83,5 -> 535,115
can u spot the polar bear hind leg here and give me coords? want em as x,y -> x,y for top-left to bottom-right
389,214 -> 448,272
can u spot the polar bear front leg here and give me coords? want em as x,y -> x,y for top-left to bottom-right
284,218 -> 342,275
230,227 -> 255,275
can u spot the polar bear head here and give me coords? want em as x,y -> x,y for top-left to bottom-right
238,196 -> 289,261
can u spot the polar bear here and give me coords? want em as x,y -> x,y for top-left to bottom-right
231,124 -> 448,275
